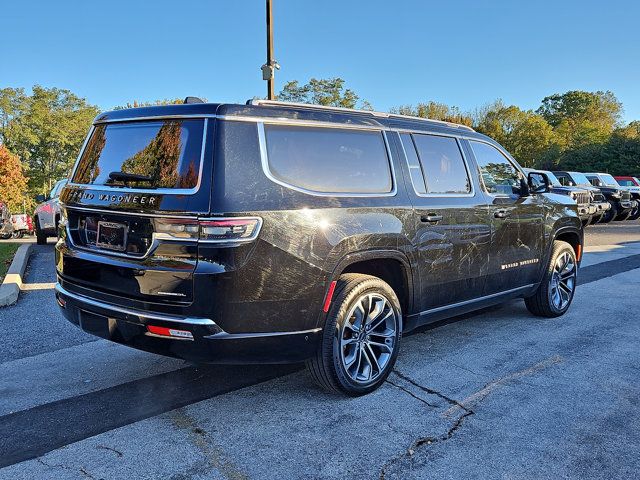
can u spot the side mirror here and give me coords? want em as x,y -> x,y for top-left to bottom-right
528,172 -> 550,194
35,194 -> 46,203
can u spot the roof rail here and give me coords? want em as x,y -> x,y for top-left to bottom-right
248,99 -> 475,131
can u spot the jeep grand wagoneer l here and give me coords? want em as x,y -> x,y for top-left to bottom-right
55,100 -> 583,395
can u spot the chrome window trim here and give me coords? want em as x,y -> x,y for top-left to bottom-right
398,133 -> 427,195
467,138 -> 526,198
257,122 -> 397,198
66,118 -> 209,195
399,132 -> 476,198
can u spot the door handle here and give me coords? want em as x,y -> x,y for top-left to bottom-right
421,214 -> 443,223
494,209 -> 510,218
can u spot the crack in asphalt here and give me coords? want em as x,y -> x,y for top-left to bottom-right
381,356 -> 564,478
96,444 -> 123,458
36,457 -> 99,480
392,369 -> 473,413
385,378 -> 438,408
379,371 -> 475,479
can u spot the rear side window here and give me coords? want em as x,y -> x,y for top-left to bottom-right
72,119 -> 205,190
469,141 -> 522,195
412,134 -> 471,194
263,125 -> 392,194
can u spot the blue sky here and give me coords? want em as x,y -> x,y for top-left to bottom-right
3,0 -> 640,122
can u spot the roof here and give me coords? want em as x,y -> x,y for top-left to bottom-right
93,100 -> 478,137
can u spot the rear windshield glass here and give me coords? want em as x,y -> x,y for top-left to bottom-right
72,119 -> 205,190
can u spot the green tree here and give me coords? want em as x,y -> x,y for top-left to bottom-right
390,101 -> 473,126
0,144 -> 30,212
537,90 -> 622,149
0,85 -> 99,194
277,78 -> 370,109
475,103 -> 555,167
113,98 -> 186,110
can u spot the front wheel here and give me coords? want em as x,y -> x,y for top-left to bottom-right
306,274 -> 402,395
11,231 -> 24,239
600,206 -> 616,223
525,240 -> 577,317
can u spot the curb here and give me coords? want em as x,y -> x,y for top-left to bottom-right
0,244 -> 33,307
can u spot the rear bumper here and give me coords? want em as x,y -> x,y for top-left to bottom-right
55,283 -> 321,364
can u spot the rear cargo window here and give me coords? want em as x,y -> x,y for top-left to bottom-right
263,125 -> 392,194
72,119 -> 205,190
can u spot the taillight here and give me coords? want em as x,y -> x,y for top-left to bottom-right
198,217 -> 262,243
154,217 -> 262,244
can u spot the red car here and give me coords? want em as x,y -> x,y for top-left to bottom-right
615,176 -> 640,187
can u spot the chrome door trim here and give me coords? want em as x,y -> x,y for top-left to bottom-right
256,122 -> 398,198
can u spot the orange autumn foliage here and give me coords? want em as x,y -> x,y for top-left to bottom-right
0,144 -> 29,212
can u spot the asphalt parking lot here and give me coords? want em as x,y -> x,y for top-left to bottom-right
1,224 -> 639,479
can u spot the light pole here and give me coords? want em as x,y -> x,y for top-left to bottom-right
261,0 -> 279,100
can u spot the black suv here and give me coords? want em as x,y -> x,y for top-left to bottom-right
554,171 -> 614,223
524,169 -> 594,225
55,100 -> 583,395
585,173 -> 637,221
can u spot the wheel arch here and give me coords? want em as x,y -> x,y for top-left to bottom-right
327,250 -> 415,317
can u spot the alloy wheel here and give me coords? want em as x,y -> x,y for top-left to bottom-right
549,251 -> 576,310
338,293 -> 397,384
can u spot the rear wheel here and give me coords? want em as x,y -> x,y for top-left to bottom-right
525,240 -> 577,317
35,217 -> 47,245
11,231 -> 24,239
306,273 -> 402,395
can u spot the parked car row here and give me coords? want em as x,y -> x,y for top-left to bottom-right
525,169 -> 640,226
0,202 -> 35,240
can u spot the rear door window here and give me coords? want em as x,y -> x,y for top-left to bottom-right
412,134 -> 471,194
263,125 -> 393,195
72,119 -> 205,190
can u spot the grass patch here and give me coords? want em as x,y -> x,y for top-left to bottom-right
0,243 -> 20,283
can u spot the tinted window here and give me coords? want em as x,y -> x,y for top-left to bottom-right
470,141 -> 522,195
264,125 -> 392,194
72,119 -> 205,190
617,179 -> 634,186
412,135 -> 470,194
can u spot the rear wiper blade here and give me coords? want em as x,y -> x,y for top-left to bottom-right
107,171 -> 153,184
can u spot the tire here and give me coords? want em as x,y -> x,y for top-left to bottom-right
600,206 -> 615,223
306,273 -> 402,396
35,217 -> 47,245
627,206 -> 640,221
11,231 -> 24,239
525,240 -> 577,318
